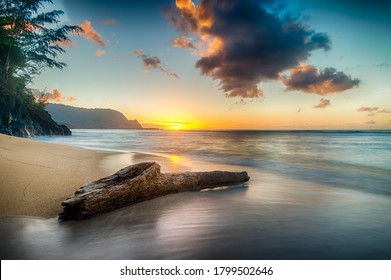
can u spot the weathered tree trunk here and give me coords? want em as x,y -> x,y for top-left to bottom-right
59,162 -> 250,220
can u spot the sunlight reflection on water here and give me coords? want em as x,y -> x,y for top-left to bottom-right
1,130 -> 390,259
1,167 -> 390,259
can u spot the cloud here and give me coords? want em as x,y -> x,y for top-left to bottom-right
133,49 -> 179,78
171,36 -> 195,49
133,49 -> 143,56
78,20 -> 105,47
99,19 -> 119,25
357,107 -> 391,116
282,64 -> 360,95
313,98 -> 331,108
67,96 -> 77,102
143,56 -> 162,70
165,71 -> 180,78
33,89 -> 77,104
96,49 -> 107,57
54,39 -> 75,48
366,120 -> 376,125
357,107 -> 379,112
164,0 -> 354,98
33,88 -> 64,103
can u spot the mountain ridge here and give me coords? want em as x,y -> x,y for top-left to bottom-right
45,104 -> 143,129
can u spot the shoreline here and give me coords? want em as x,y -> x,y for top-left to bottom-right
1,133 -> 391,260
0,133 -> 116,218
0,133 -> 247,219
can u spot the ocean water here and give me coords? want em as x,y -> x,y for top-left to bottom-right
34,129 -> 391,196
1,129 -> 391,259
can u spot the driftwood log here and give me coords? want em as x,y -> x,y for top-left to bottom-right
59,162 -> 249,220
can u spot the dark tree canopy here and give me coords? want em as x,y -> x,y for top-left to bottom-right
0,0 -> 81,137
0,0 -> 81,91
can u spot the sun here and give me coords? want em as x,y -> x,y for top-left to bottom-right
169,124 -> 183,130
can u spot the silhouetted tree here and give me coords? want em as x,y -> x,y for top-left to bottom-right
0,0 -> 81,136
0,0 -> 81,92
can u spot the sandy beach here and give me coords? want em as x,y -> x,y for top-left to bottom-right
0,133 -> 114,218
0,130 -> 391,260
0,132 -> 228,219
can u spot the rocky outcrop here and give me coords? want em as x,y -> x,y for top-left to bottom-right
0,93 -> 71,137
59,162 -> 250,220
45,104 -> 143,129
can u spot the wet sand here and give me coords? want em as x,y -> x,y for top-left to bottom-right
1,167 -> 390,260
0,133 -> 240,218
1,132 -> 391,260
0,133 -> 114,218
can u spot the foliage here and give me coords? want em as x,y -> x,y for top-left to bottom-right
0,0 -> 81,93
0,0 -> 80,136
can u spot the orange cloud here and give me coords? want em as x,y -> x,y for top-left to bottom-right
283,64 -> 360,95
171,36 -> 195,49
52,89 -> 63,102
314,98 -> 331,108
78,20 -> 105,47
96,49 -> 106,57
34,88 -> 63,103
166,1 -> 361,99
67,96 -> 77,102
54,39 -> 75,48
168,0 -> 221,56
133,49 -> 143,56
3,22 -> 35,32
33,88 -> 77,104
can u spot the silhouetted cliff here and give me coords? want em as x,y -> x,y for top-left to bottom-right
0,92 -> 71,137
45,104 -> 143,129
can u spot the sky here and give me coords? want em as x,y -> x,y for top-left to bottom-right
33,0 -> 391,130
